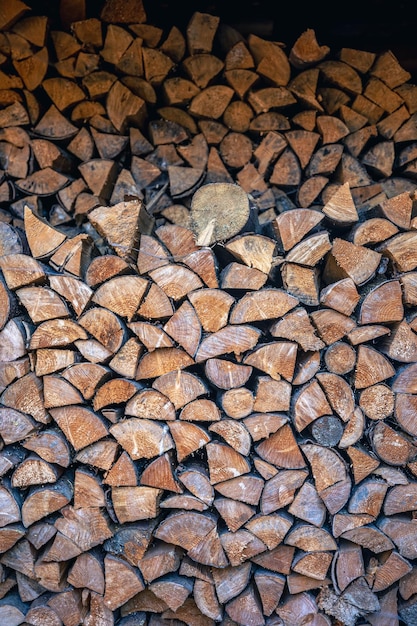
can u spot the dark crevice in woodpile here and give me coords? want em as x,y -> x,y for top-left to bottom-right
2,0 -> 417,624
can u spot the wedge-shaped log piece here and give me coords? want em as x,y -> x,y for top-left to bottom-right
285,523 -> 337,551
92,275 -> 149,321
214,497 -> 255,531
230,288 -> 298,324
126,388 -> 176,421
29,319 -> 87,349
89,199 -> 152,263
52,505 -> 113,554
225,234 -> 276,275
149,573 -> 193,612
221,528 -> 266,566
169,421 -> 210,462
168,165 -> 206,199
395,393 -> 417,436
62,363 -> 110,400
75,439 -> 118,471
183,248 -> 219,289
254,569 -> 286,616
371,421 -> 417,466
347,445 -> 380,484
319,277 -> 360,317
379,321 -> 417,364
286,232 -> 332,266
301,444 -> 346,493
310,308 -> 356,345
109,337 -> 143,378
193,579 -> 223,621
316,372 -> 355,422
188,288 -> 234,333
334,540 -> 365,593
149,264 -> 203,300
347,324 -> 390,346
243,341 -> 297,381
292,550 -> 333,580
50,406 -> 108,451
15,167 -> 69,196
225,583 -> 264,626
221,261 -> 268,290
347,479 -> 388,518
1,372 -> 49,424
206,441 -> 250,484
384,484 -> 417,516
378,231 -> 417,272
245,513 -> 292,550
179,465 -> 213,505
392,362 -> 417,394
378,516 -> 417,560
281,263 -> 320,306
243,412 -> 288,442
11,455 -> 60,488
138,541 -> 182,584
141,452 -> 181,493
104,450 -> 138,487
288,482 -> 327,527
79,307 -> 125,354
195,324 -> 261,362
322,182 -> 358,225
128,321 -> 173,351
189,85 -> 234,119
0,253 -> 45,290
152,370 -> 207,409
261,469 -> 308,514
112,486 -> 162,523
359,279 -> 403,324
323,238 -> 381,286
372,551 -> 412,593
215,474 -> 263,506
338,406 -> 365,450
93,378 -> 139,411
71,340 -> 107,365
17,286 -> 69,323
293,379 -> 332,432
106,80 -> 147,133
273,208 -> 324,251
49,275 -> 93,317
209,420 -> 251,455
163,301 -> 202,357
23,428 -> 70,468
0,407 -> 37,444
136,347 -> 194,379
0,319 -> 27,363
0,484 -> 21,528
270,307 -> 325,352
24,205 -> 66,259
256,423 -> 306,469
85,255 -> 130,289
354,345 -> 395,389
110,418 -> 173,460
154,510 -> 216,552
205,358 -> 252,389
210,563 -> 250,611
21,477 -> 73,528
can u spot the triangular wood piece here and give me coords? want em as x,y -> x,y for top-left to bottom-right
88,199 -> 154,262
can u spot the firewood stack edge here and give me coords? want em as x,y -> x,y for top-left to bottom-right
2,0 -> 417,624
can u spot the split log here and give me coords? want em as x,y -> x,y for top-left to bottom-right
1,4 -> 417,625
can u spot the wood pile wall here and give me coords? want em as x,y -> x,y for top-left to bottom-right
2,0 -> 417,624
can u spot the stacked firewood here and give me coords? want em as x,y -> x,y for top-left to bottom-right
2,0 -> 417,624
